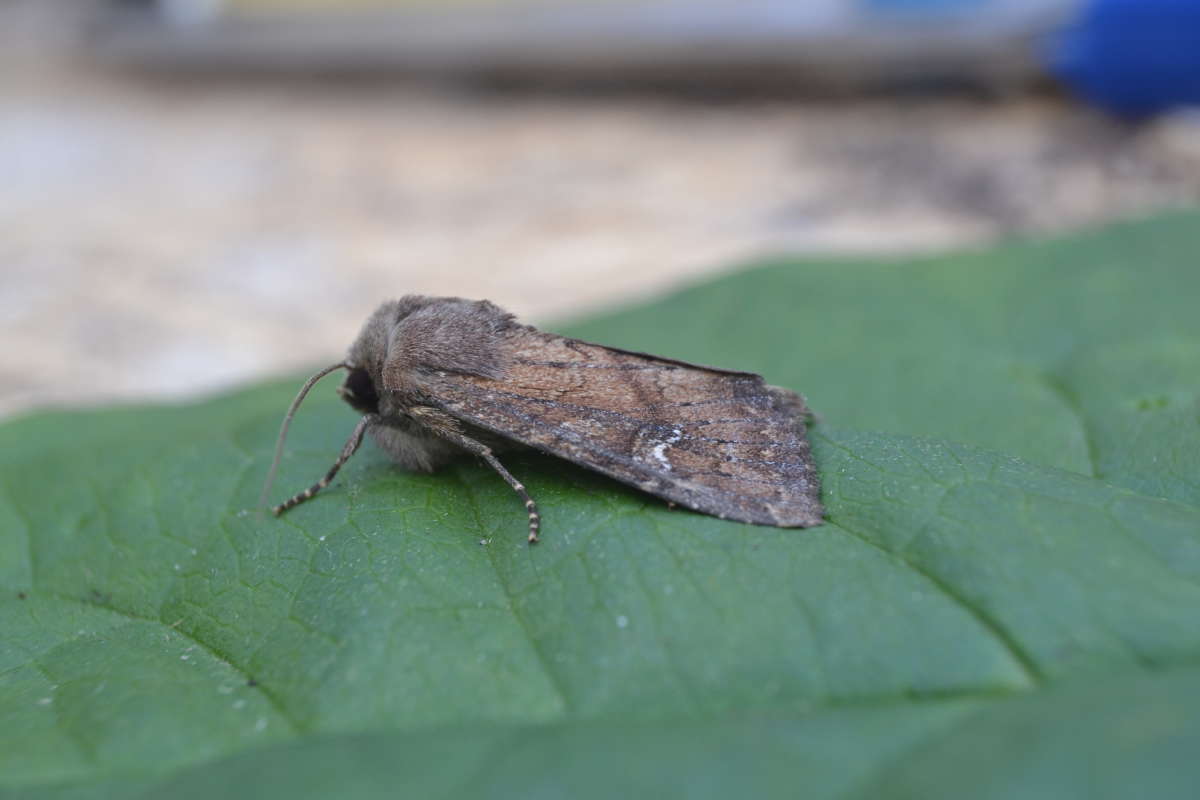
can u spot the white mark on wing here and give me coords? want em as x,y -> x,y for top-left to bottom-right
651,428 -> 683,471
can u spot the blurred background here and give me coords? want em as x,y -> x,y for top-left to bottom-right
3,0 -> 1199,418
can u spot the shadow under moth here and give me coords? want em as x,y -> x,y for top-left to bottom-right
260,296 -> 823,543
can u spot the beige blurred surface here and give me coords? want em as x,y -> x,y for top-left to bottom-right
3,1 -> 1200,419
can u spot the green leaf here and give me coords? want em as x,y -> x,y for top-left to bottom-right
14,669 -> 1200,800
3,211 -> 1199,798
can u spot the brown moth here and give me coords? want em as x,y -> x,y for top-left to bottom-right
260,295 -> 823,543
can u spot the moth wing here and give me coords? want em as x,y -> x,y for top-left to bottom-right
420,329 -> 823,527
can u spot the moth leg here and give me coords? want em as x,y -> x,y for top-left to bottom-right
273,414 -> 377,516
410,406 -> 541,544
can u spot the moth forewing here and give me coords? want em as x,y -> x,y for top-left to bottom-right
424,331 -> 824,529
264,295 -> 823,542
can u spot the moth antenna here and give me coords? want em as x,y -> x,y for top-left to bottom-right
258,362 -> 349,513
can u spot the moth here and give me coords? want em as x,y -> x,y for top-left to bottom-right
260,296 -> 823,543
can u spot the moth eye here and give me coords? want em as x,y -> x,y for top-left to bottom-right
340,367 -> 380,414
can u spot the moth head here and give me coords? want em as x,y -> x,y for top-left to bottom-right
338,365 -> 380,415
258,300 -> 440,516
341,301 -> 414,416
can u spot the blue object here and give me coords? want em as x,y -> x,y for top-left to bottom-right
1051,0 -> 1200,117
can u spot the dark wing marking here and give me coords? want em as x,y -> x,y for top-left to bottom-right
420,329 -> 823,527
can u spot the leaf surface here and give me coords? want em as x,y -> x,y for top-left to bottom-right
3,212 -> 1199,798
